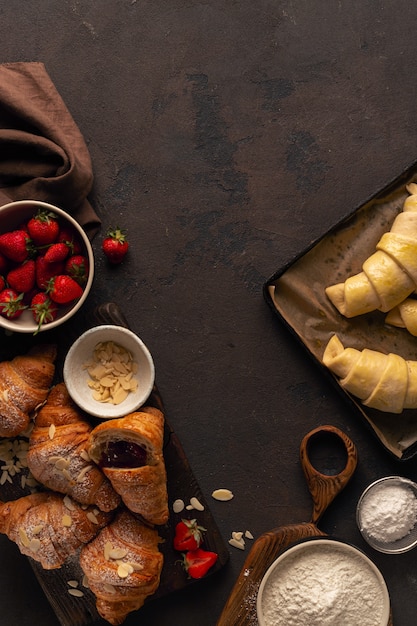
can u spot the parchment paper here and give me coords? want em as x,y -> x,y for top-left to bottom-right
266,175 -> 417,459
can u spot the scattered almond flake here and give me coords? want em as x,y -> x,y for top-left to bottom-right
29,537 -> 41,553
2,389 -> 8,402
104,541 -> 113,561
67,580 -> 79,588
212,488 -> 234,501
229,537 -> 246,550
32,524 -> 44,535
245,530 -> 254,540
62,468 -> 73,482
82,575 -> 89,588
62,514 -> 73,527
80,449 -> 90,462
128,561 -> 144,571
48,424 -> 56,440
63,495 -> 76,511
172,499 -> 185,513
103,583 -> 117,594
117,563 -> 131,578
117,560 -> 134,574
87,511 -> 99,524
54,457 -> 70,471
68,588 -> 84,598
232,531 -> 244,541
186,504 -> 193,510
189,496 -> 205,511
109,547 -> 128,560
76,465 -> 93,482
19,527 -> 30,548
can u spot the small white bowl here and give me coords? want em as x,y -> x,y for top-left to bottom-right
257,538 -> 390,626
0,200 -> 94,333
63,325 -> 155,419
357,476 -> 417,554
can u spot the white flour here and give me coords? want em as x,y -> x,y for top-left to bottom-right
359,482 -> 417,543
260,542 -> 386,626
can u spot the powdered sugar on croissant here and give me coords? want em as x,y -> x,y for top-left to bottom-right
0,491 -> 112,569
79,510 -> 163,625
87,407 -> 169,525
323,334 -> 417,413
0,344 -> 56,437
27,383 -> 120,512
326,184 -> 417,317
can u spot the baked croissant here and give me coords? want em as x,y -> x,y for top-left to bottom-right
0,491 -> 112,569
385,297 -> 417,336
323,334 -> 417,413
79,510 -> 163,625
0,344 -> 57,437
27,383 -> 120,512
87,408 -> 169,525
326,183 -> 417,317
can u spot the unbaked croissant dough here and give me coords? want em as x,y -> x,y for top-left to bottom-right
322,334 -> 417,413
79,510 -> 163,625
27,383 -> 120,512
0,344 -> 57,437
325,183 -> 417,317
87,407 -> 169,525
0,491 -> 111,569
385,297 -> 417,336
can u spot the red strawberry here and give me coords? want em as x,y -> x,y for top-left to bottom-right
30,292 -> 58,333
57,226 -> 83,255
102,227 -> 129,264
173,519 -> 206,552
35,255 -> 64,290
65,254 -> 89,285
182,548 -> 218,579
47,275 -> 84,304
6,259 -> 36,293
27,210 -> 60,246
0,230 -> 32,262
0,288 -> 26,319
44,242 -> 72,263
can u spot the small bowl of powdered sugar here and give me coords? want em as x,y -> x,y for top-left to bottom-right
357,475 -> 417,554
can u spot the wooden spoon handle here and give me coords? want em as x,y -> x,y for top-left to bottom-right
300,424 -> 358,525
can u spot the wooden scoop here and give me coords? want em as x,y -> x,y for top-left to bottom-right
216,424 -> 358,626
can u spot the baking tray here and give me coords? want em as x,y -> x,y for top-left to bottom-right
264,164 -> 417,461
0,302 -> 229,626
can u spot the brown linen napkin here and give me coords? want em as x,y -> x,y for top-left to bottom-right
0,62 -> 100,237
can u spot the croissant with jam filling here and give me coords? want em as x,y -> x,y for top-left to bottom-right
27,383 -> 120,512
87,407 -> 169,526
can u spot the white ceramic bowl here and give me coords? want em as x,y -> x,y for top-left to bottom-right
357,476 -> 417,554
257,538 -> 390,626
63,325 -> 155,419
0,200 -> 94,333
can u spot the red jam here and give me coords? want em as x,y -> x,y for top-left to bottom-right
99,441 -> 147,468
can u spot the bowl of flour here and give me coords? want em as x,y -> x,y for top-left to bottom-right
257,538 -> 390,626
357,475 -> 417,554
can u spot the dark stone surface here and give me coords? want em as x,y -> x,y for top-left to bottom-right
1,1 -> 417,624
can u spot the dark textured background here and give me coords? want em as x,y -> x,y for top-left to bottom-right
2,1 -> 417,624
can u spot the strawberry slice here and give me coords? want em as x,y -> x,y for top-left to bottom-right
0,288 -> 26,319
182,548 -> 218,579
173,519 -> 206,552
